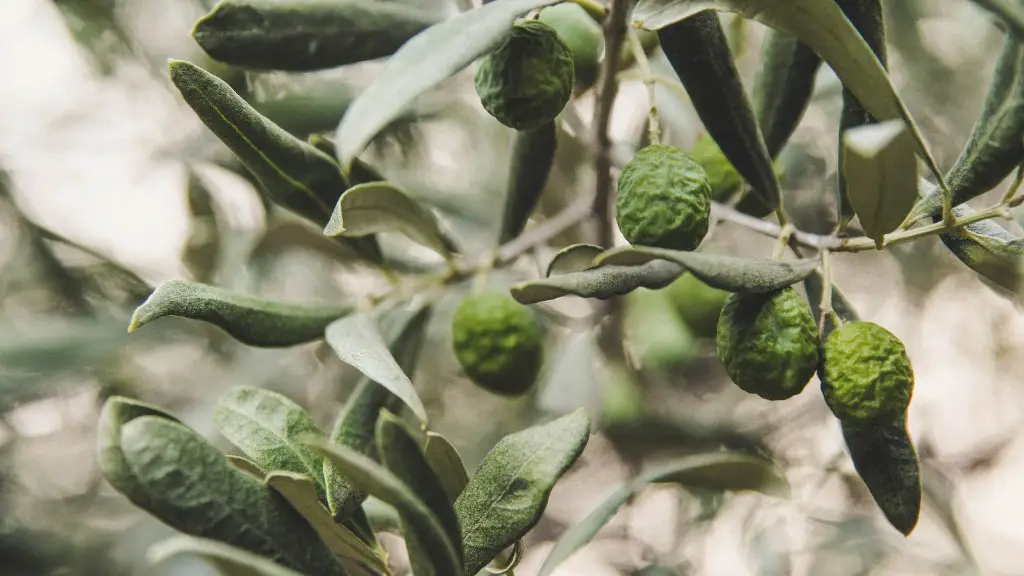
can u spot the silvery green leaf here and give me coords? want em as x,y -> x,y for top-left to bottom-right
841,119 -> 918,244
501,122 -> 557,243
538,452 -> 789,576
324,182 -> 458,258
334,0 -> 563,170
226,455 -> 266,479
424,432 -> 471,504
545,244 -> 604,277
97,397 -> 181,511
594,247 -> 819,293
840,418 -> 921,535
193,0 -> 438,71
128,279 -> 350,347
456,409 -> 591,575
939,205 -> 1024,297
148,536 -> 307,576
753,28 -> 822,158
511,261 -> 684,304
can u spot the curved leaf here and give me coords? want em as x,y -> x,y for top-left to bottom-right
424,432 -> 471,504
309,439 -> 464,576
501,122 -> 558,243
377,412 -> 465,574
323,312 -> 428,424
227,455 -> 266,479
595,247 -> 819,293
511,261 -> 684,304
193,0 -> 438,71
118,416 -> 345,575
214,387 -> 327,495
753,28 -> 822,158
456,409 -> 591,575
324,182 -> 457,258
545,243 -> 604,277
841,120 -> 918,244
97,396 -> 181,510
129,279 -> 350,347
334,0 -> 562,170
633,0 -> 944,185
537,452 -> 789,576
939,206 -> 1024,297
840,418 -> 921,535
148,536 -> 306,576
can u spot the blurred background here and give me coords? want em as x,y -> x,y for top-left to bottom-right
2,0 -> 1024,574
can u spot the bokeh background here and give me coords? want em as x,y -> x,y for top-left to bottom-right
2,0 -> 1024,574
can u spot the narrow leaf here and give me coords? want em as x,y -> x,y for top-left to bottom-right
193,0 -> 439,71
511,261 -> 684,304
324,182 -> 457,258
841,120 -> 918,244
227,455 -> 266,480
334,0 -> 562,170
424,432 -> 471,504
537,452 -> 789,576
323,312 -> 428,423
840,418 -> 921,535
118,416 -> 344,575
148,536 -> 307,576
633,0 -> 945,185
214,387 -> 328,495
128,279 -> 350,347
456,409 -> 591,575
376,412 -> 465,573
309,439 -> 464,576
545,244 -> 604,277
594,247 -> 819,293
939,205 -> 1024,297
753,28 -> 822,158
264,472 -> 389,576
500,122 -> 557,243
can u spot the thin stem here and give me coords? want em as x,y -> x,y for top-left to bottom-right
626,27 -> 660,145
1001,163 -> 1024,206
819,250 -> 838,337
834,204 -> 1011,252
772,224 -> 796,260
569,0 -> 607,20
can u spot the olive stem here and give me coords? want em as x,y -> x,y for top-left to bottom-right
568,0 -> 608,21
772,224 -> 796,260
1000,162 -> 1024,206
819,250 -> 839,338
625,27 -> 660,145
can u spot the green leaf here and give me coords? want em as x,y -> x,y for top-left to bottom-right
334,0 -> 562,171
594,247 -> 819,293
324,182 -> 457,258
841,119 -> 918,245
227,455 -> 267,479
911,35 -> 1024,221
117,416 -> 345,575
128,279 -> 350,347
148,536 -> 307,576
968,0 -> 1024,39
537,452 -> 789,576
753,28 -> 822,158
803,272 -> 859,339
545,244 -> 604,277
376,412 -> 465,574
500,122 -> 557,243
938,204 -> 1024,297
424,432 -> 471,504
214,387 -> 328,495
511,261 -> 684,304
309,439 -> 464,576
325,303 -> 433,519
840,418 -> 921,535
324,312 -> 428,424
456,409 -> 591,575
633,0 -> 945,187
193,0 -> 439,71
264,472 -> 389,576
96,396 -> 181,511
658,11 -> 780,211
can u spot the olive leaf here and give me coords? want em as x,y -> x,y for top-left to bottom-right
840,419 -> 921,536
116,416 -> 345,575
969,0 -> 1024,38
323,182 -> 458,258
263,471 -> 388,576
841,120 -> 918,245
633,0 -> 946,187
938,205 -> 1024,296
334,0 -> 563,171
308,439 -> 464,576
594,247 -> 820,293
148,535 -> 307,576
376,412 -> 465,574
537,452 -> 790,576
214,387 -> 328,496
227,455 -> 266,479
911,35 -> 1024,221
325,303 -> 433,520
753,28 -> 822,158
658,11 -> 780,211
193,0 -> 438,71
511,261 -> 684,304
128,279 -> 350,347
424,432 -> 471,504
545,243 -> 604,277
803,272 -> 859,338
455,408 -> 591,575
323,312 -> 428,424
97,396 -> 181,510
500,122 -> 558,243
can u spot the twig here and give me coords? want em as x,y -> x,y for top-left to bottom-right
626,27 -> 660,145
496,193 -> 594,264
